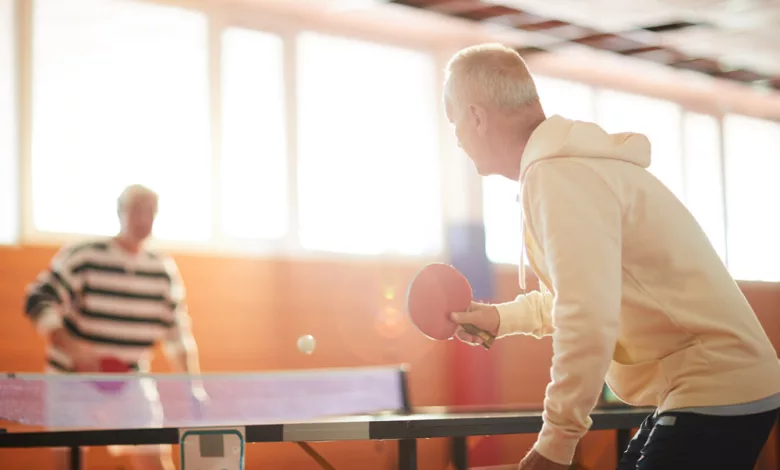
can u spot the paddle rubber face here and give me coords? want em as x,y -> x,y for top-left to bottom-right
94,357 -> 130,393
406,263 -> 473,340
100,357 -> 130,372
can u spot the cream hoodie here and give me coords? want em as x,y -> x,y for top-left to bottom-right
495,115 -> 780,465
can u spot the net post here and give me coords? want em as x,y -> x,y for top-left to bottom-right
398,363 -> 412,415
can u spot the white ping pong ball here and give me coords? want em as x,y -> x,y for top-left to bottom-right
297,334 -> 316,355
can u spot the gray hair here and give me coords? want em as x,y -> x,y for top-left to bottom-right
444,43 -> 539,111
117,184 -> 158,211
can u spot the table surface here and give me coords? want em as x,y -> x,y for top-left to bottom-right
0,366 -> 651,447
0,406 -> 652,447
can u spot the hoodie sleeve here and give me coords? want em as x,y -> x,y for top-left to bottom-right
494,290 -> 554,338
522,160 -> 622,466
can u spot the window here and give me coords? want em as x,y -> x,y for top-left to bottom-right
723,114 -> 780,281
296,32 -> 441,255
482,175 -> 522,265
596,90 -> 685,201
220,28 -> 288,240
534,75 -> 596,122
482,76 -> 596,265
30,0 -> 211,241
682,113 -> 726,263
0,0 -> 18,244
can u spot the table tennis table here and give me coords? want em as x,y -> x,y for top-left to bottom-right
0,365 -> 650,470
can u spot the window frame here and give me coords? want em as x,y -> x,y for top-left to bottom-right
9,0 -> 780,279
17,0 -> 450,263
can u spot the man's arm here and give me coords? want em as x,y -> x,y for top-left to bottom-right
523,160 -> 622,466
24,245 -> 84,338
494,290 -> 554,338
162,257 -> 201,374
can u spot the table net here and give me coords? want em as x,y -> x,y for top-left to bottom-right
0,366 -> 406,430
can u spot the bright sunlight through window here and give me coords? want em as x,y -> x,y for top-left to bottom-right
220,28 -> 288,240
30,0 -> 211,241
723,114 -> 780,281
683,112 -> 726,264
296,32 -> 441,256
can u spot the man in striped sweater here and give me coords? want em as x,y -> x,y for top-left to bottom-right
24,184 -> 203,470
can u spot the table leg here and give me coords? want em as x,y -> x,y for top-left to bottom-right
616,428 -> 631,464
450,437 -> 467,470
69,445 -> 82,470
397,439 -> 417,470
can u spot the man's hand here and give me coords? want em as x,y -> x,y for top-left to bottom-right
518,449 -> 569,470
50,328 -> 98,372
450,302 -> 499,346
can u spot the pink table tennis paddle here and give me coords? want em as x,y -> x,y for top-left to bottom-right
406,263 -> 495,350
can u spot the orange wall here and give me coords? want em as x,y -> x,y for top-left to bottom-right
0,244 -> 779,469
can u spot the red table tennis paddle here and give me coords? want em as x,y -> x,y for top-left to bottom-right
93,356 -> 130,393
406,263 -> 495,350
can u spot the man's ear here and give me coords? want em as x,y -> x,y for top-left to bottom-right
469,104 -> 488,137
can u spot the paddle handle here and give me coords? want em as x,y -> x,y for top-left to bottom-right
461,323 -> 495,350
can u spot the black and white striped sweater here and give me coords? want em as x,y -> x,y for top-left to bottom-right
24,239 -> 196,373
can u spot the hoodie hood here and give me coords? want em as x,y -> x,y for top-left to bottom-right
519,115 -> 651,181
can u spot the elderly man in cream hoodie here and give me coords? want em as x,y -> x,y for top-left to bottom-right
444,43 -> 780,470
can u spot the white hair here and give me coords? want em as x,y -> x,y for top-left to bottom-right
444,43 -> 539,111
117,184 -> 158,211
